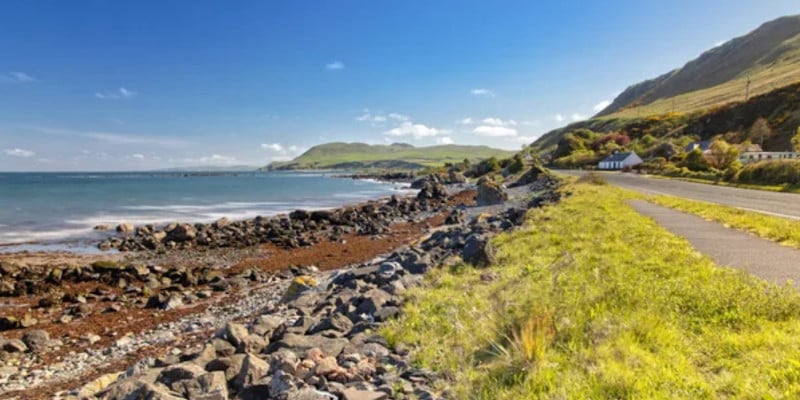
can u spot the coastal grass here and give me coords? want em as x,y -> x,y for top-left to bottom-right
382,181 -> 800,399
647,194 -> 800,249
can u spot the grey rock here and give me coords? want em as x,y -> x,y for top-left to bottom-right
462,234 -> 497,267
233,353 -> 269,390
156,362 -> 207,386
22,329 -> 50,352
270,334 -> 349,358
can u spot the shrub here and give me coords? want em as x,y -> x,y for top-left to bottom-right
737,160 -> 800,185
507,154 -> 525,174
683,148 -> 711,172
591,133 -> 631,151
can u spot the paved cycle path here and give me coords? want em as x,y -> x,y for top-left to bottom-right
629,200 -> 800,289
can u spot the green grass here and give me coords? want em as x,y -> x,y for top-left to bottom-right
648,194 -> 800,249
383,182 -> 800,399
265,142 -> 514,170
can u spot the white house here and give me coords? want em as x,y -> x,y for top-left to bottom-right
598,151 -> 643,170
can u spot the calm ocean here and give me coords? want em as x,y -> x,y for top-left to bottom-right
0,171 -> 410,251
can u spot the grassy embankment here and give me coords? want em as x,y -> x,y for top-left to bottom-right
383,180 -> 800,398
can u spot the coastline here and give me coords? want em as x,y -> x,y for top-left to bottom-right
0,173 -> 415,252
0,170 -> 558,399
0,174 -> 479,399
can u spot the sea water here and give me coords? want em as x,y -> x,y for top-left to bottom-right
0,171 -> 410,252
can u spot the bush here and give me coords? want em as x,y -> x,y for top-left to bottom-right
683,148 -> 711,172
507,154 -> 525,174
737,160 -> 800,185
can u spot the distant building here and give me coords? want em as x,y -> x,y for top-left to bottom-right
685,141 -> 712,153
738,151 -> 800,164
598,151 -> 643,170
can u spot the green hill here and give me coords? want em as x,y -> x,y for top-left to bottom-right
263,142 -> 515,170
598,15 -> 800,118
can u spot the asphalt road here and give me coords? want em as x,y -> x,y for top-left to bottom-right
558,170 -> 800,220
630,200 -> 800,288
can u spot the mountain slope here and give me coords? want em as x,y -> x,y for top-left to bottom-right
264,142 -> 515,170
598,15 -> 800,117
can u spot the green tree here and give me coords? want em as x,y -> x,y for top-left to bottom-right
791,127 -> 800,152
750,118 -> 772,148
684,148 -> 710,172
707,139 -> 739,170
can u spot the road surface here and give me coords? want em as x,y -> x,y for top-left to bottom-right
559,170 -> 800,219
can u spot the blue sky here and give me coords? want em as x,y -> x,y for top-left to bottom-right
1,1 -> 798,171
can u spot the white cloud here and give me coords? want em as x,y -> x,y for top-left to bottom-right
4,148 -> 35,158
95,87 -> 137,99
520,120 -> 541,127
171,154 -> 240,165
593,100 -> 612,113
356,111 -> 405,124
388,113 -> 409,121
472,126 -> 518,137
0,72 -> 37,83
29,126 -> 188,147
384,122 -> 450,139
571,113 -> 587,122
471,88 -> 495,98
261,143 -> 284,152
458,117 -> 474,125
325,61 -> 345,70
131,153 -> 145,160
437,137 -> 454,145
481,118 -> 517,127
554,114 -> 564,123
714,40 -> 726,47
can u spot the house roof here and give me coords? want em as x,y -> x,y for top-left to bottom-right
685,140 -> 712,152
600,152 -> 634,162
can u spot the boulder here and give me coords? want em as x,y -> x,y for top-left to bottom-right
156,362 -> 206,387
116,223 -> 135,234
166,224 -> 197,243
22,329 -> 50,352
223,322 -> 250,349
233,353 -> 270,390
510,164 -> 546,188
462,234 -> 497,267
270,334 -> 349,358
476,178 -> 508,206
283,275 -> 318,302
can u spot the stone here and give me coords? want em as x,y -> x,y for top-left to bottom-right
1,338 -> 28,353
22,329 -> 50,352
269,349 -> 299,374
161,294 -> 184,310
283,275 -> 318,302
462,234 -> 497,267
509,164 -> 546,188
194,371 -> 228,399
223,322 -> 249,348
252,315 -> 284,336
476,178 -> 508,206
233,353 -> 269,390
77,371 -> 123,398
166,224 -> 197,243
271,334 -> 349,358
341,388 -> 389,400
307,313 -> 353,335
116,223 -> 135,233
377,262 -> 402,281
156,362 -> 207,386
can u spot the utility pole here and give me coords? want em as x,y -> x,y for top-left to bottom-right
745,76 -> 751,101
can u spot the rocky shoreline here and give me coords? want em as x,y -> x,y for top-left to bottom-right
0,169 -> 561,399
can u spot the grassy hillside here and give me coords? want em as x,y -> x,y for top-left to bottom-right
532,81 -> 800,159
384,180 -> 800,398
265,142 -> 515,170
599,15 -> 800,118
